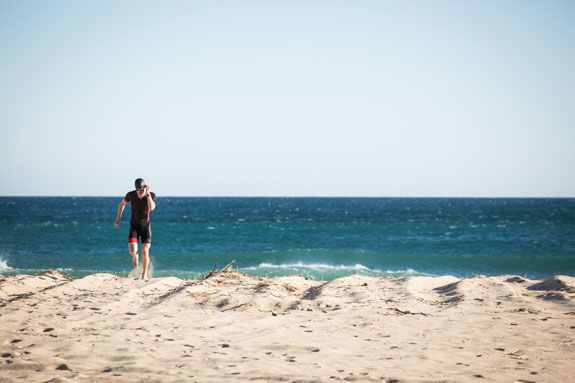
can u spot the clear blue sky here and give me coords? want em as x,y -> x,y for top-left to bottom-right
1,0 -> 573,197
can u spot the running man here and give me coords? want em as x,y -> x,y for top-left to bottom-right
114,178 -> 156,280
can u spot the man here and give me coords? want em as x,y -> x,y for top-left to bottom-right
114,178 -> 156,280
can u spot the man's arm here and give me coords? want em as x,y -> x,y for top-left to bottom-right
114,199 -> 128,229
146,187 -> 156,211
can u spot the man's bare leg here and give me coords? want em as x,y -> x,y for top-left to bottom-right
129,242 -> 138,268
141,243 -> 151,280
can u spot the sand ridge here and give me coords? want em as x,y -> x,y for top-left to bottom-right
1,270 -> 574,382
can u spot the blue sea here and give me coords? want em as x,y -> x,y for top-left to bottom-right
0,197 -> 574,280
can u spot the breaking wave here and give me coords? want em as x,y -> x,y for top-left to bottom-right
241,262 -> 420,279
0,256 -> 12,271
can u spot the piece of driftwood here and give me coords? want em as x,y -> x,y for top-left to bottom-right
391,308 -> 432,317
147,281 -> 195,308
222,303 -> 247,311
202,260 -> 237,280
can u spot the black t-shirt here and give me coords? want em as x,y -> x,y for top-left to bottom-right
124,191 -> 156,226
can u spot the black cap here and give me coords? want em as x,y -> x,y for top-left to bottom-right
135,178 -> 146,189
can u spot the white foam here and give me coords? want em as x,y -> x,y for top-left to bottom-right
0,257 -> 12,271
241,262 -> 422,277
244,262 -> 377,272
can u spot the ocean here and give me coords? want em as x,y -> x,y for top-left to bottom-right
0,197 -> 574,280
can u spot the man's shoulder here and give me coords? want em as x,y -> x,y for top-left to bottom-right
125,190 -> 136,200
151,192 -> 156,200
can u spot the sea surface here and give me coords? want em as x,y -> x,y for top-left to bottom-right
0,197 -> 574,280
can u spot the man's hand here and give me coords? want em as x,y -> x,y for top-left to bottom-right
145,185 -> 152,197
114,219 -> 120,229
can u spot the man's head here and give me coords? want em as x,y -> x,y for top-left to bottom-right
135,178 -> 146,191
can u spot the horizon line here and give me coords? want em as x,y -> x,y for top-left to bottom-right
1,195 -> 574,199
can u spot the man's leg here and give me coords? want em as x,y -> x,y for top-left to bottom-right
128,240 -> 138,267
141,243 -> 151,280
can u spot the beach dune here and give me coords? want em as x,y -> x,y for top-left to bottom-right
1,270 -> 574,382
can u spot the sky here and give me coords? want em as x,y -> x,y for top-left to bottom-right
0,0 -> 573,197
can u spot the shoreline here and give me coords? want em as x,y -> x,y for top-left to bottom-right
1,270 -> 574,382
2,265 -> 571,282
0,267 -> 423,282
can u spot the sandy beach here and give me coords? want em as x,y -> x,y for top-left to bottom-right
1,270 -> 574,383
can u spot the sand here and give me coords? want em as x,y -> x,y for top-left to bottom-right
0,270 -> 574,382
